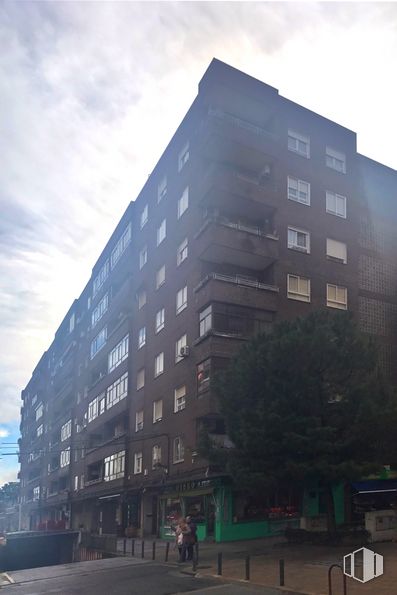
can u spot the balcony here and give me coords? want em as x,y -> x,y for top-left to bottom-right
194,273 -> 279,312
200,107 -> 279,169
197,164 -> 278,220
195,217 -> 278,270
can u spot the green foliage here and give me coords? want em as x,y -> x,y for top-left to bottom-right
201,310 -> 397,495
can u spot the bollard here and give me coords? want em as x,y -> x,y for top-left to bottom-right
141,540 -> 145,559
165,541 -> 170,562
131,539 -> 135,556
123,538 -> 127,556
152,541 -> 156,560
245,555 -> 250,581
279,559 -> 285,587
217,552 -> 223,576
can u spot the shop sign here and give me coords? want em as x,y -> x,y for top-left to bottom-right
163,478 -> 221,493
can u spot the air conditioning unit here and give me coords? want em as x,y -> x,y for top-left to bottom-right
180,346 -> 190,357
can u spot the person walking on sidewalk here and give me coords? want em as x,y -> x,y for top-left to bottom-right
175,518 -> 191,563
185,516 -> 197,561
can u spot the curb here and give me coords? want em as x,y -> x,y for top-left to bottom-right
0,572 -> 15,585
197,572 -> 320,595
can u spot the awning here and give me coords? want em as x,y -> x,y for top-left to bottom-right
352,480 -> 397,494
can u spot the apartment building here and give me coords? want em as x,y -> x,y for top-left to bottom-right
19,59 -> 397,541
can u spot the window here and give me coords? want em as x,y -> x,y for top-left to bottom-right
108,334 -> 129,372
92,293 -> 108,328
176,286 -> 187,314
177,237 -> 188,266
61,420 -> 72,442
137,289 -> 146,310
136,368 -> 145,390
106,372 -> 128,409
135,410 -> 144,432
156,265 -> 165,289
197,359 -> 210,393
140,204 -> 148,229
33,486 -> 40,501
138,327 -> 146,349
74,475 -> 79,491
175,334 -> 187,363
178,142 -> 190,171
154,352 -> 164,377
287,274 -> 311,302
287,176 -> 310,205
173,437 -> 184,463
288,129 -> 310,158
174,386 -> 186,412
157,219 -> 166,246
90,327 -> 107,359
326,191 -> 347,218
158,176 -> 167,202
326,146 -> 346,173
153,399 -> 163,423
104,450 -> 125,481
134,452 -> 143,474
199,305 -> 212,336
35,403 -> 44,421
69,313 -> 75,333
327,284 -> 347,310
88,397 -> 99,423
155,308 -> 165,333
111,223 -> 132,269
177,187 -> 189,219
139,246 -> 148,270
93,260 -> 109,298
60,447 -> 70,468
288,227 -> 310,253
152,445 -> 162,469
326,239 -> 347,263
37,424 -> 43,437
32,394 -> 37,406
99,394 -> 106,415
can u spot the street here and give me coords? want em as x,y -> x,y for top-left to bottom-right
0,558 -> 285,595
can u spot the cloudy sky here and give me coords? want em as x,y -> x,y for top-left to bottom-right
0,1 -> 396,485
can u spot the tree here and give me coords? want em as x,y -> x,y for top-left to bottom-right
200,310 -> 397,533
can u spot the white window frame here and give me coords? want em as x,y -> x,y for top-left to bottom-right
60,447 -> 70,468
154,352 -> 164,377
138,327 -> 146,349
37,424 -> 43,437
61,420 -> 72,442
69,313 -> 75,333
88,396 -> 99,423
173,437 -> 184,463
153,399 -> 163,423
287,274 -> 311,303
155,308 -> 165,334
327,284 -> 347,310
134,452 -> 143,474
111,223 -> 132,269
177,187 -> 189,219
175,334 -> 187,364
157,219 -> 166,246
139,246 -> 148,270
137,290 -> 146,310
288,129 -> 310,158
174,386 -> 186,413
287,176 -> 310,205
176,286 -> 187,314
287,227 -> 310,254
90,327 -> 107,359
140,204 -> 148,229
35,403 -> 44,421
177,238 -> 188,266
326,238 -> 347,264
92,293 -> 109,328
93,260 -> 109,298
326,146 -> 346,173
108,334 -> 129,373
152,445 -> 162,469
135,410 -> 144,432
158,177 -> 167,203
199,305 -> 212,337
104,450 -> 125,481
106,372 -> 128,409
326,191 -> 347,219
137,368 -> 145,390
156,265 -> 165,289
178,142 -> 190,171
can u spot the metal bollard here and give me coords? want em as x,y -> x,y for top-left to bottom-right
165,541 -> 170,562
141,540 -> 145,559
245,555 -> 250,581
131,539 -> 135,556
152,541 -> 156,560
279,559 -> 285,586
217,552 -> 223,576
123,538 -> 127,556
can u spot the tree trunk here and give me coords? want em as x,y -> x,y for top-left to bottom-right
325,483 -> 337,534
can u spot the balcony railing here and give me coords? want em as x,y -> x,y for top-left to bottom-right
194,272 -> 279,294
208,107 -> 274,140
195,216 -> 277,241
85,478 -> 102,487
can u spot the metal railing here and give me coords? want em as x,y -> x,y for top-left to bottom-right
208,107 -> 274,139
194,272 -> 279,294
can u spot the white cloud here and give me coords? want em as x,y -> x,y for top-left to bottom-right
0,429 -> 10,439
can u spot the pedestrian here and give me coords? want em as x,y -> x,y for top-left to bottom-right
175,518 -> 191,562
185,516 -> 197,561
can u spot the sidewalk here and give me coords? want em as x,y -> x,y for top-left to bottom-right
117,536 -> 397,594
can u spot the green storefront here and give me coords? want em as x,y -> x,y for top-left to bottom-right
159,477 -> 300,542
